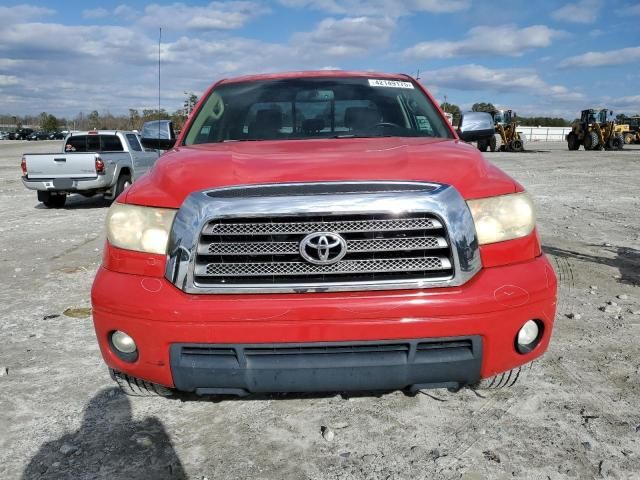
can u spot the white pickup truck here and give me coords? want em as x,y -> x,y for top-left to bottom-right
21,130 -> 160,208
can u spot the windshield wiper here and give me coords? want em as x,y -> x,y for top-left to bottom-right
221,138 -> 265,142
331,134 -> 395,139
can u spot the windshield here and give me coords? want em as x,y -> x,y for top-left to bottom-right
184,77 -> 453,145
493,110 -> 511,125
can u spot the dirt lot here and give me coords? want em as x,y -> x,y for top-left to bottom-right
0,139 -> 639,480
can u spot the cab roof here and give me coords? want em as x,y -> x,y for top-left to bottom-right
217,70 -> 413,86
68,130 -> 135,136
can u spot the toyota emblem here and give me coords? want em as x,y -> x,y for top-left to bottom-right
299,232 -> 347,265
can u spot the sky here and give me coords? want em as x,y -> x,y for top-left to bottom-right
0,0 -> 639,119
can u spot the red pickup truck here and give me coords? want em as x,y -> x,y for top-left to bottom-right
91,71 -> 557,397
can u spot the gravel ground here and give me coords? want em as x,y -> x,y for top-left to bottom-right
0,139 -> 639,480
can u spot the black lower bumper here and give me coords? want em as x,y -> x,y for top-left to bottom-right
170,337 -> 482,396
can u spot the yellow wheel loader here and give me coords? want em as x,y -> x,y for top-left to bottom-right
621,116 -> 640,144
493,110 -> 524,152
566,109 -> 624,151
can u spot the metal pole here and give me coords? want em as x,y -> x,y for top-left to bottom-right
158,27 -> 161,141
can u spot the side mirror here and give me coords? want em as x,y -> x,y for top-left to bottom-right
457,112 -> 495,142
140,120 -> 176,150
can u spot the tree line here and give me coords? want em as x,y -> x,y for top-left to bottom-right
1,109 -> 192,132
1,93 -> 199,132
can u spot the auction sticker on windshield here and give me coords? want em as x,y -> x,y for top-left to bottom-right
368,79 -> 414,89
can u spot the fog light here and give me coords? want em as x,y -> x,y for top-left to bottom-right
516,320 -> 542,354
111,330 -> 137,354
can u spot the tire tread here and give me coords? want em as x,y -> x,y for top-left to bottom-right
473,365 -> 526,390
110,368 -> 173,397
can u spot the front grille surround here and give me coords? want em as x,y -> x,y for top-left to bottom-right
165,181 -> 482,294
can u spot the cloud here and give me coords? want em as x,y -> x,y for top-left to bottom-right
114,5 -> 139,21
551,0 -> 602,23
0,22 -> 154,62
138,1 -> 269,31
292,16 -> 396,57
0,74 -> 20,87
620,3 -> 640,15
606,95 -> 640,113
0,12 -> 397,116
559,46 -> 640,68
422,64 -> 583,101
0,4 -> 54,24
278,0 -> 470,16
403,25 -> 564,59
82,8 -> 109,19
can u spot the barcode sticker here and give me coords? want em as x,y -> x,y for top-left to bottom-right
368,79 -> 414,89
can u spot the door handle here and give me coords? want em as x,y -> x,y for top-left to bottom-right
53,158 -> 66,162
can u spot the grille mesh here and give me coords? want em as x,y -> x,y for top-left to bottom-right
203,236 -> 445,256
194,213 -> 454,287
198,257 -> 449,277
204,217 -> 441,235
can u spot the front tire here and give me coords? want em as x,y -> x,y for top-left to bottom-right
110,369 -> 174,397
583,131 -> 599,150
477,139 -> 488,152
510,138 -> 524,152
489,135 -> 497,152
567,132 -> 580,150
612,135 -> 624,150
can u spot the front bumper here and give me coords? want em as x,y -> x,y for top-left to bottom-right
171,337 -> 482,395
91,254 -> 557,393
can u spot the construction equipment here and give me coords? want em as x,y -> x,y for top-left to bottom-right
566,109 -> 624,151
619,116 -> 640,144
479,109 -> 523,152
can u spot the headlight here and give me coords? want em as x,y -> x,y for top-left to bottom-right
106,203 -> 176,254
467,192 -> 535,245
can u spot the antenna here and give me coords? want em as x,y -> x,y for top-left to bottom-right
158,27 -> 162,141
415,68 -> 421,81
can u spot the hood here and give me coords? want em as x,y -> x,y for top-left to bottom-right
125,137 -> 518,208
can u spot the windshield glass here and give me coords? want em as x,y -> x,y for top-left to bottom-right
184,77 -> 453,145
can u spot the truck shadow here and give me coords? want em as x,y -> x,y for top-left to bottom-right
33,195 -> 112,210
22,388 -> 186,480
543,244 -> 640,286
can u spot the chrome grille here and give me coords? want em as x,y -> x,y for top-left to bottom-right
200,236 -> 447,256
203,217 -> 441,235
193,213 -> 454,287
198,257 -> 450,277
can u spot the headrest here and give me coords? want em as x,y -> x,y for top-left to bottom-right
255,108 -> 282,129
302,118 -> 325,133
344,107 -> 380,130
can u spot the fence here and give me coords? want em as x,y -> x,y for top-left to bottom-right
516,126 -> 571,142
